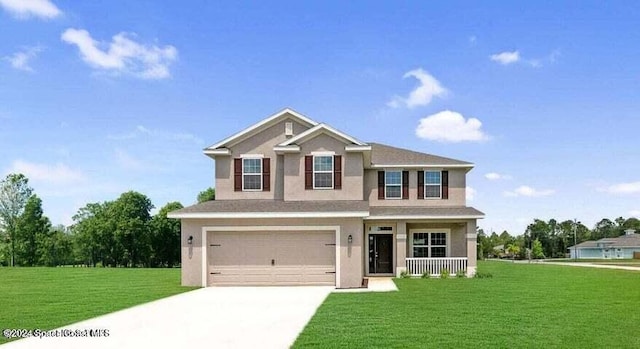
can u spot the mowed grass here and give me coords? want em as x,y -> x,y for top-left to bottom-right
0,267 -> 197,344
294,261 -> 640,349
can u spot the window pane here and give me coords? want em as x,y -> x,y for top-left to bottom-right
386,186 -> 401,198
385,171 -> 401,185
425,171 -> 441,184
314,156 -> 333,171
413,233 -> 427,246
243,174 -> 261,190
431,233 -> 446,246
314,173 -> 333,188
425,185 -> 441,198
243,158 -> 261,174
413,247 -> 429,258
431,247 -> 446,257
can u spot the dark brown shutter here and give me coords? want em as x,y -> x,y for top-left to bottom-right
234,158 -> 242,191
402,171 -> 409,199
378,171 -> 385,200
417,170 -> 424,199
305,156 -> 313,190
334,155 -> 342,190
442,170 -> 449,200
262,158 -> 270,191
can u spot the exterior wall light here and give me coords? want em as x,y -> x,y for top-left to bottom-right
187,235 -> 193,245
348,235 -> 353,244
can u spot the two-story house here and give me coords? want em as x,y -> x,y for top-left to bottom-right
168,108 -> 484,288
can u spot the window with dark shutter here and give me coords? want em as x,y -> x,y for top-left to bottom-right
417,170 -> 424,199
234,158 -> 242,191
334,155 -> 342,190
262,158 -> 270,191
402,171 -> 409,199
378,171 -> 385,200
304,156 -> 313,190
442,170 -> 449,199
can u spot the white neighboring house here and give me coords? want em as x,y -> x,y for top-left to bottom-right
568,229 -> 639,259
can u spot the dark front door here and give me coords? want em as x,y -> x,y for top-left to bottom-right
369,234 -> 393,274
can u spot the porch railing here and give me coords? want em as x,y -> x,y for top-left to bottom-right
406,257 -> 468,276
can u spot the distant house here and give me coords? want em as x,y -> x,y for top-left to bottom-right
568,230 -> 639,259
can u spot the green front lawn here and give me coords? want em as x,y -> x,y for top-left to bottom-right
0,267 -> 197,344
294,261 -> 640,348
551,258 -> 640,265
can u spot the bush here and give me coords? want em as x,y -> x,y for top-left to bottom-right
473,271 -> 493,279
455,269 -> 466,278
440,268 -> 450,279
400,270 -> 411,279
421,271 -> 430,279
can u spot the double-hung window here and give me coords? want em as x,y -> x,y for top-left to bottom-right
242,158 -> 262,191
425,171 -> 442,199
412,232 -> 447,257
385,171 -> 402,199
313,155 -> 333,189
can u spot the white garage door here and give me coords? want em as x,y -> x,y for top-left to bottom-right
207,231 -> 336,286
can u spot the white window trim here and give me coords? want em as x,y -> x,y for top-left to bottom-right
409,229 -> 451,257
313,155 -> 334,190
384,170 -> 403,200
242,157 -> 262,191
424,170 -> 442,200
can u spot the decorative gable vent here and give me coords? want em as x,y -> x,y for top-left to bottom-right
285,122 -> 294,137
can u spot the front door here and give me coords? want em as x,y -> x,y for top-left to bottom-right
369,234 -> 393,274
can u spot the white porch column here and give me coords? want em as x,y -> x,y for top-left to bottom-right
465,220 -> 478,277
396,221 -> 407,277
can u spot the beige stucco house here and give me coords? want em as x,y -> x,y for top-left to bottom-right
168,108 -> 484,288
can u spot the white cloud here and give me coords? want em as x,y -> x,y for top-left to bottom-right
6,160 -> 86,184
4,46 -> 43,72
490,51 -> 520,65
415,110 -> 489,143
485,172 -> 512,181
504,185 -> 555,198
108,125 -> 203,144
601,181 -> 640,195
61,28 -> 178,79
387,68 -> 447,109
466,187 -> 476,201
0,0 -> 61,19
114,149 -> 145,171
629,210 -> 640,217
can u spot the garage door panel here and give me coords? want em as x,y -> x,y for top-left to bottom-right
207,230 -> 336,286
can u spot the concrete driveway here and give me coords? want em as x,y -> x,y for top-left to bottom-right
2,286 -> 333,349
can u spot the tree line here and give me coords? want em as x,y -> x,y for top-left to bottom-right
0,173 -> 215,267
478,217 -> 640,259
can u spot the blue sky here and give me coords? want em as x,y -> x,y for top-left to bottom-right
1,0 -> 639,234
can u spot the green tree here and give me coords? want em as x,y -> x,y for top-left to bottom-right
72,201 -> 113,267
43,225 -> 74,266
110,191 -> 154,267
531,239 -> 545,259
197,187 -> 215,203
506,244 -> 520,260
15,195 -> 51,266
150,202 -> 183,267
0,174 -> 34,266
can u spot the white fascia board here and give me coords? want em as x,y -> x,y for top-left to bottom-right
345,145 -> 372,152
168,211 -> 370,219
278,123 -> 367,147
203,148 -> 231,156
273,145 -> 301,153
370,164 -> 474,169
205,108 -> 318,150
364,215 -> 485,220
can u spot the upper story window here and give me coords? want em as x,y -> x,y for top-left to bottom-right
242,158 -> 262,191
425,171 -> 442,199
313,155 -> 334,189
385,171 -> 402,199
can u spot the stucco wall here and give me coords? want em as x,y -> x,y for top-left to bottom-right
180,217 -> 364,288
365,168 -> 467,206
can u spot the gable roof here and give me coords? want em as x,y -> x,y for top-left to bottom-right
277,123 -> 368,147
204,108 -> 318,151
368,143 -> 473,168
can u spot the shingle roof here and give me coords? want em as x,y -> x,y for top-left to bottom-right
571,234 -> 640,249
169,200 -> 369,218
369,143 -> 473,167
368,206 -> 485,218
